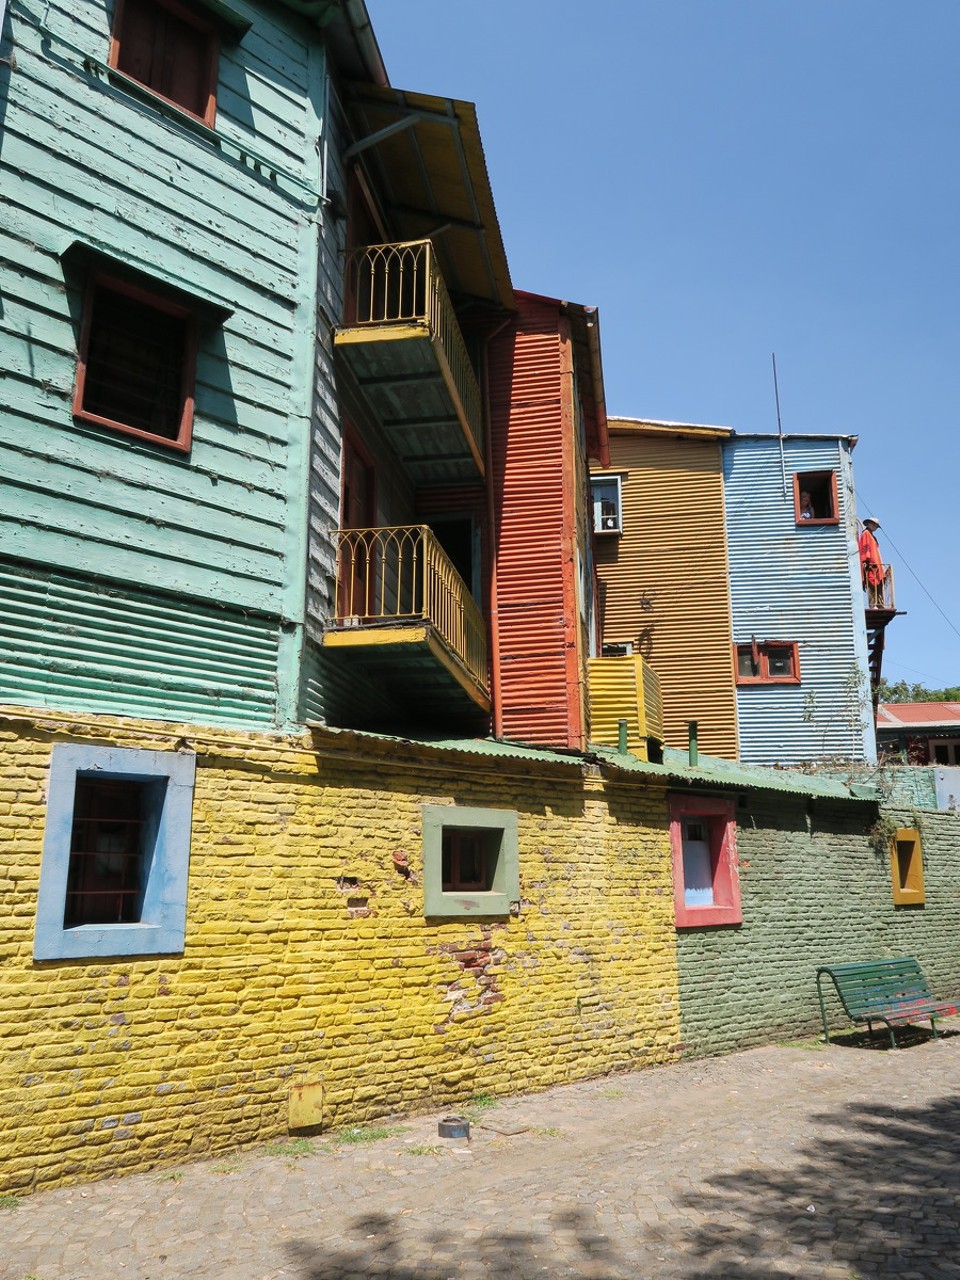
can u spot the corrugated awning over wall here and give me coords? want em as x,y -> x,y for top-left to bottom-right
343,84 -> 514,311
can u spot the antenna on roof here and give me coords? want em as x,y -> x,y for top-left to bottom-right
772,352 -> 787,497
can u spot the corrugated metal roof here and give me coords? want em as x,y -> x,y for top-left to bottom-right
602,745 -> 873,799
343,85 -> 513,310
731,431 -> 859,450
608,417 -> 734,439
878,702 -> 960,729
310,726 -> 874,799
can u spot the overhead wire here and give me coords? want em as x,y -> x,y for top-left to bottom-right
857,493 -> 960,648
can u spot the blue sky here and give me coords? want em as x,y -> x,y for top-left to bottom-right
367,1 -> 960,689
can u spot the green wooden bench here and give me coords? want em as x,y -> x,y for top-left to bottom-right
816,957 -> 956,1049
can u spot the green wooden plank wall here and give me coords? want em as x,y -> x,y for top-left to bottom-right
0,0 -> 324,622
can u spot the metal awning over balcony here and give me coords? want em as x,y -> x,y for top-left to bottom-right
335,240 -> 485,483
321,525 -> 490,731
342,85 -> 513,312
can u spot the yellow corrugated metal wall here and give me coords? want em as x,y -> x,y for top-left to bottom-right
587,655 -> 662,759
592,424 -> 739,759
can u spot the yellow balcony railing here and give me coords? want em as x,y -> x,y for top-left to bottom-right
343,239 -> 484,459
332,525 -> 488,695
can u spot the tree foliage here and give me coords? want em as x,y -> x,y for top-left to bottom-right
877,679 -> 960,703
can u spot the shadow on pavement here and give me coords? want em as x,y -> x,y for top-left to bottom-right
284,1090 -> 960,1279
828,1025 -> 959,1052
286,1206 -> 632,1279
680,1092 -> 960,1279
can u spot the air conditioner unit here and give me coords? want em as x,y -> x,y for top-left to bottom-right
591,475 -> 623,536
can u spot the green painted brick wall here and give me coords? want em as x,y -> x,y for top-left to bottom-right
677,796 -> 960,1057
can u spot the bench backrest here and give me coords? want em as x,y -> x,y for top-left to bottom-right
818,958 -> 933,1017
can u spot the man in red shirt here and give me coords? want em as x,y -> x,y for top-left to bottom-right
858,517 -> 884,606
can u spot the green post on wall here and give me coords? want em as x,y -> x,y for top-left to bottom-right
688,720 -> 699,767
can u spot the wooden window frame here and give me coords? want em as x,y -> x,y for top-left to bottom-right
890,827 -> 925,905
64,776 -> 151,928
422,805 -> 519,918
442,828 -> 494,892
930,738 -> 960,766
73,270 -> 198,454
735,640 -> 801,686
109,0 -> 220,128
590,474 -> 623,536
794,470 -> 839,526
669,794 -> 742,929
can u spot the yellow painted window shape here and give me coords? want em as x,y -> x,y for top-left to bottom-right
890,827 -> 925,905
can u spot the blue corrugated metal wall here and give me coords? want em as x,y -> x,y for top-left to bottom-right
723,436 -> 875,765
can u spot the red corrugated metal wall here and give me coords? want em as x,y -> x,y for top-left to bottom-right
488,294 -> 583,748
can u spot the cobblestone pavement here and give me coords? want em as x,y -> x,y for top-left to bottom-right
4,1029 -> 960,1280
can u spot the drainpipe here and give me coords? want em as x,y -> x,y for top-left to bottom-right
688,721 -> 699,767
483,312 -> 515,739
618,719 -> 629,755
343,0 -> 389,86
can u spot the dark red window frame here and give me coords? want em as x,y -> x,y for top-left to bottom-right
65,777 -> 147,928
109,0 -> 220,127
441,828 -> 494,892
73,270 -> 198,453
735,640 -> 801,686
794,470 -> 839,526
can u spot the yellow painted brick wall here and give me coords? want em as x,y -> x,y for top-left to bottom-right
0,709 -> 680,1192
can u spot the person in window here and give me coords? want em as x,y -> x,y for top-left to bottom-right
858,517 -> 884,606
799,490 -> 815,519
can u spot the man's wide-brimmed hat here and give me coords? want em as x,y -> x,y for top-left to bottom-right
863,517 -> 881,529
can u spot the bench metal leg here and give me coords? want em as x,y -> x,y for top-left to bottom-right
817,974 -> 831,1044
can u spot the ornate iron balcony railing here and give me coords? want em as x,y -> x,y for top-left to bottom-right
343,239 -> 483,459
332,525 -> 488,696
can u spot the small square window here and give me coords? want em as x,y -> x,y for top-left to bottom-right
591,475 -> 623,535
423,805 -> 519,917
670,795 -> 741,928
73,272 -> 198,452
110,0 -> 220,125
794,471 -> 839,525
35,745 -> 196,961
734,641 -> 800,685
890,827 -> 925,905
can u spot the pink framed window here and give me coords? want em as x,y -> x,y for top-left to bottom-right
670,794 -> 742,928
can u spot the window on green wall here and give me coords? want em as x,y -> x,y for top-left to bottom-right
110,0 -> 221,125
73,272 -> 198,453
669,794 -> 741,928
889,827 -> 925,905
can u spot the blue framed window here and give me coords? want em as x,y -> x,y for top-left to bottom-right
34,744 -> 196,961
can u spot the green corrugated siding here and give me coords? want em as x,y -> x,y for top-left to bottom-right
0,561 -> 279,727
